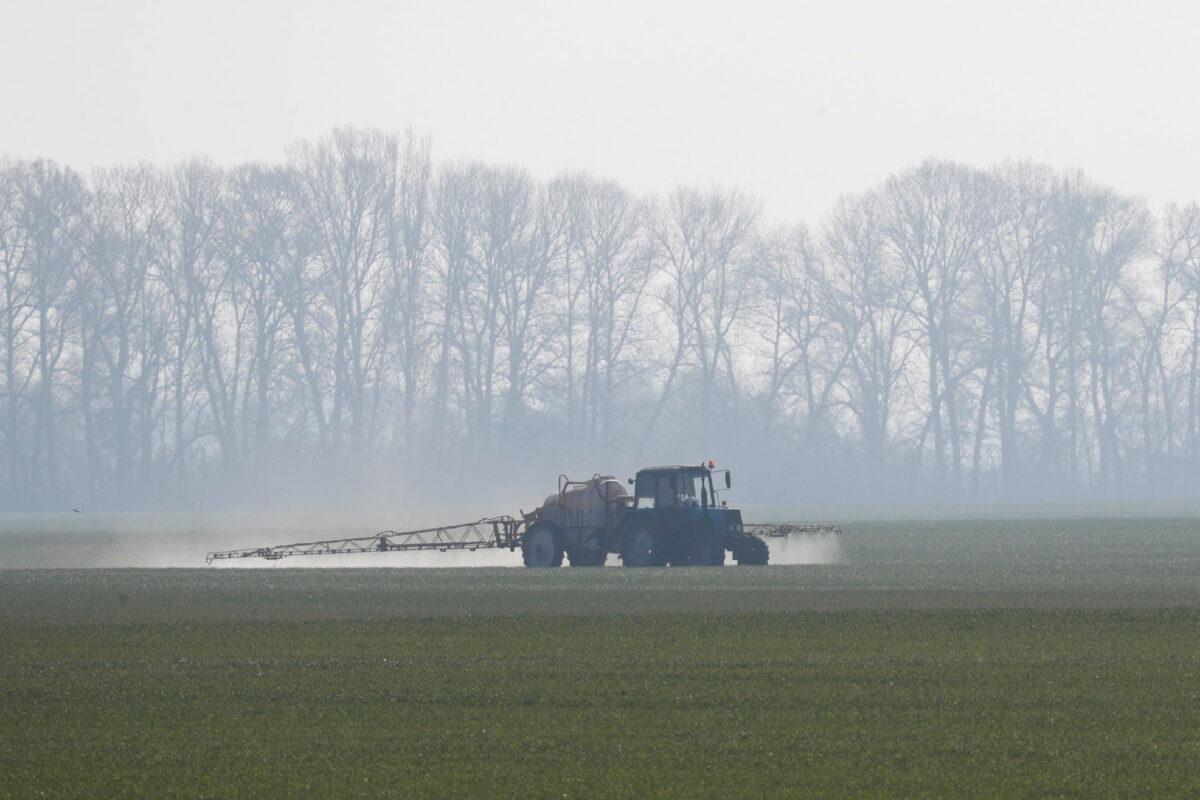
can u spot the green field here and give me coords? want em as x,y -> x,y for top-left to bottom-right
3,518 -> 1200,798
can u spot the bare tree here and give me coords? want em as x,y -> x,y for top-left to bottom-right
491,169 -> 563,449
554,174 -> 654,459
429,162 -> 481,457
881,160 -> 987,494
976,161 -> 1058,497
0,161 -> 35,502
379,134 -> 433,454
1045,174 -> 1149,492
16,161 -> 87,506
288,128 -> 398,470
220,164 -> 297,476
749,224 -> 846,456
1159,204 -> 1200,490
163,161 -> 240,478
824,192 -> 915,495
646,186 -> 758,446
81,164 -> 171,503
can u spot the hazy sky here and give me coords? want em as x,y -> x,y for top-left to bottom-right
2,0 -> 1197,222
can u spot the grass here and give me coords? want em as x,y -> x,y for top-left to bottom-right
3,517 -> 1200,798
4,610 -> 1200,798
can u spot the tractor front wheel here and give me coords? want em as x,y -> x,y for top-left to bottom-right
733,536 -> 769,566
522,524 -> 564,567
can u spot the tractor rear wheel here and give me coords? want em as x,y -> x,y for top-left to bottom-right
620,523 -> 664,567
522,524 -> 564,567
567,548 -> 607,567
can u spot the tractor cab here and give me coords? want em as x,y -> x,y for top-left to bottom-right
628,463 -> 746,546
632,464 -> 729,512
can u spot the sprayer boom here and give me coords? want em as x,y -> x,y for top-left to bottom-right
205,516 -> 524,564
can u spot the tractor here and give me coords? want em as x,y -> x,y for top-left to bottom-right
521,463 -> 770,567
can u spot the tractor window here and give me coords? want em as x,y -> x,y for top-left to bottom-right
634,474 -> 664,508
654,476 -> 675,508
635,474 -> 653,499
681,474 -> 700,501
677,476 -> 698,505
634,472 -> 700,509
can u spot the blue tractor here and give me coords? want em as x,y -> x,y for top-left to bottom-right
521,463 -> 770,567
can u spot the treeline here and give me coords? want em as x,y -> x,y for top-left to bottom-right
2,128 -> 1199,510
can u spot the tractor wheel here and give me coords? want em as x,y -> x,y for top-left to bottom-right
567,548 -> 607,567
695,535 -> 726,567
620,523 -> 664,567
522,524 -> 564,567
734,536 -> 769,566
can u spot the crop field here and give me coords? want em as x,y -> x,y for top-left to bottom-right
3,517 -> 1200,798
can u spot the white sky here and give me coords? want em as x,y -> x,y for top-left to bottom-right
2,0 -> 1197,222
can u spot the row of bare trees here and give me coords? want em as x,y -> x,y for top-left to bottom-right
2,129 -> 1199,510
